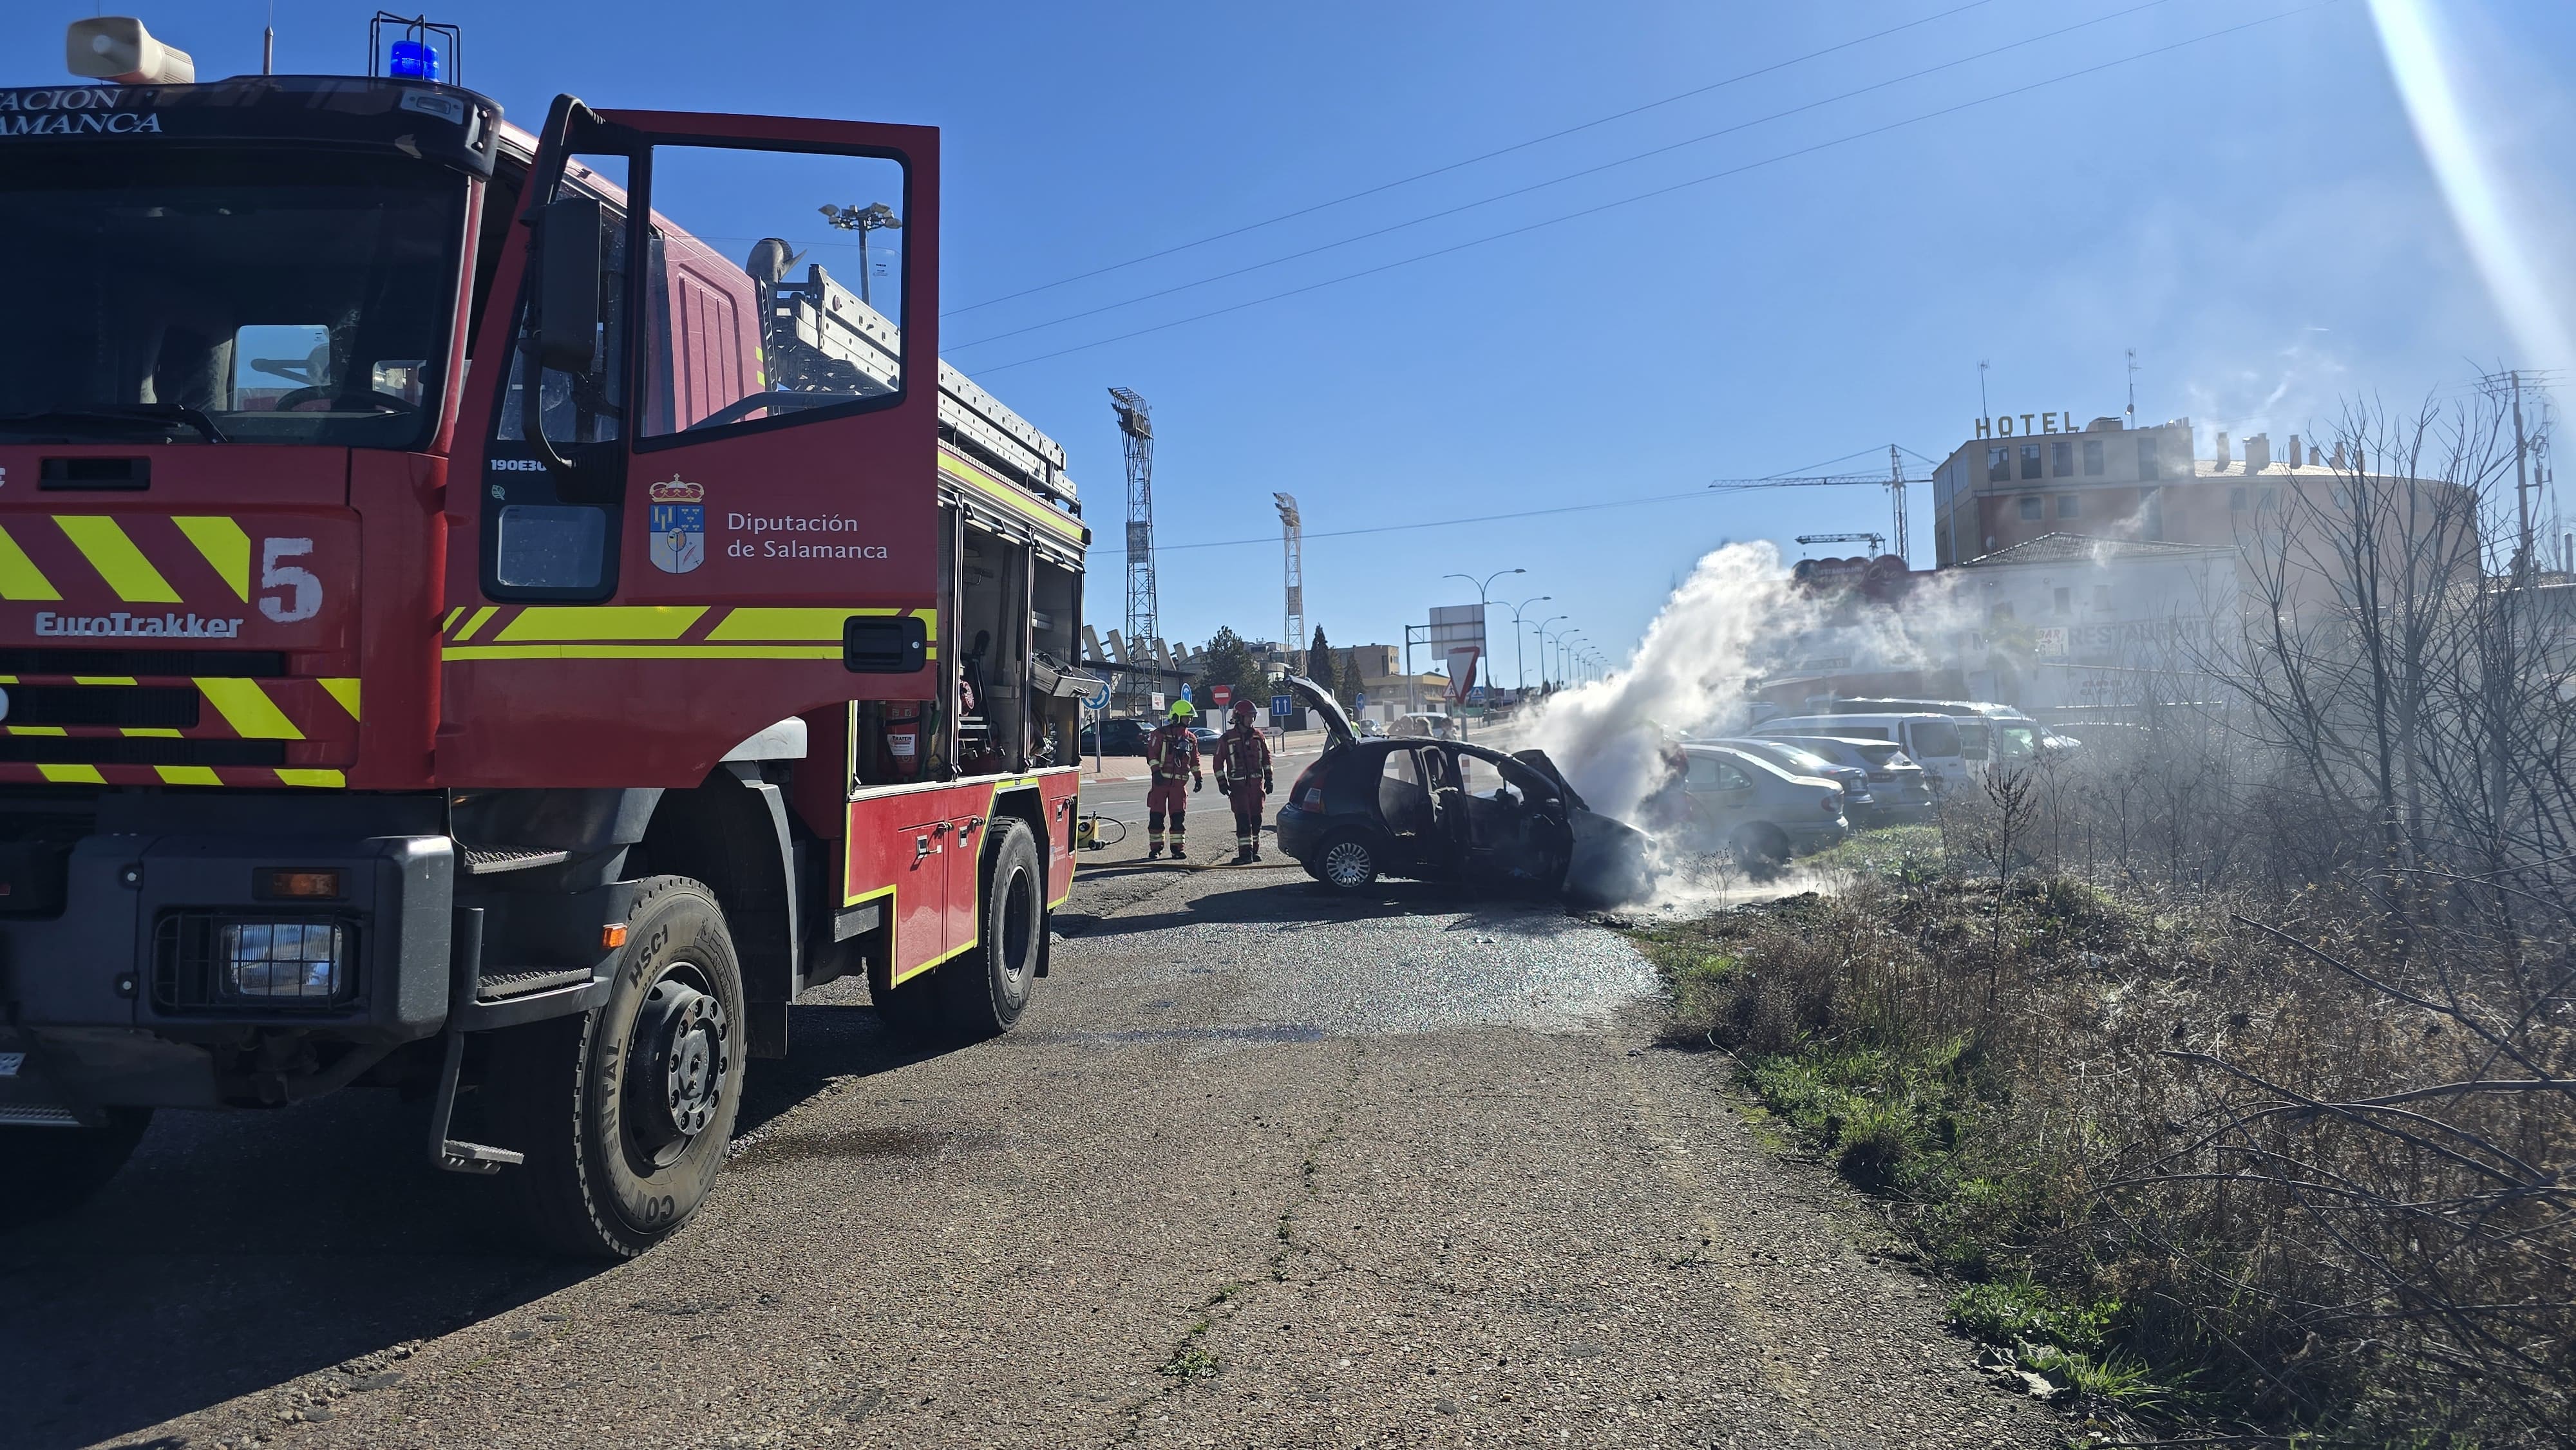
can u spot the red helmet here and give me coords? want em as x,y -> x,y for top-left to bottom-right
1231,697 -> 1260,719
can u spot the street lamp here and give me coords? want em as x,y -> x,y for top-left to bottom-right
819,200 -> 902,306
1441,568 -> 1523,692
1502,594 -> 1551,693
1558,630 -> 1587,689
1532,615 -> 1566,692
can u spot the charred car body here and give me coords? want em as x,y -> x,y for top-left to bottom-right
1271,678 -> 1650,907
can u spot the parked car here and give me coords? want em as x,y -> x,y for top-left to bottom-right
1079,717 -> 1151,755
1677,744 -> 1849,868
1356,718 -> 1387,738
1273,678 -> 1651,906
1191,725 -> 1222,750
1799,697 -> 2076,766
1756,713 -> 1973,792
1705,737 -> 1878,820
1391,711 -> 1461,740
1763,735 -> 1938,823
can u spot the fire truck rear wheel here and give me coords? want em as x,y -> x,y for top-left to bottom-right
490,876 -> 746,1259
0,1107 -> 151,1230
939,818 -> 1043,1039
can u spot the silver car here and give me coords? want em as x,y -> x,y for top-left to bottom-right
1678,744 -> 1848,868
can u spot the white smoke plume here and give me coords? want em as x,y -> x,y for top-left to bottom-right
1528,540 -> 1964,827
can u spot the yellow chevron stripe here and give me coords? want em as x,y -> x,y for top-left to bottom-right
441,607 -> 465,632
447,644 -> 843,662
57,516 -> 180,603
319,678 -> 361,719
706,607 -> 900,642
455,605 -> 499,641
7,726 -> 66,736
171,516 -> 251,601
276,769 -> 345,789
0,525 -> 61,601
120,728 -> 182,738
196,678 -> 303,740
74,676 -> 135,686
495,606 -> 708,643
155,765 -> 223,786
39,764 -> 104,784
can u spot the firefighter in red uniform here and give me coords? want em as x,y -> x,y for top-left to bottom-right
1214,697 -> 1275,863
1144,700 -> 1204,860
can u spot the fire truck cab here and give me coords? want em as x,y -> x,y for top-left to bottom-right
0,21 -> 1093,1256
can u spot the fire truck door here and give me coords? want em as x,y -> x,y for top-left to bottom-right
445,101 -> 943,787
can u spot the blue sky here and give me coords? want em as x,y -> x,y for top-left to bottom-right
10,1 -> 2573,683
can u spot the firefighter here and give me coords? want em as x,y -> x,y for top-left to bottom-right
1144,699 -> 1204,860
1213,697 -> 1275,863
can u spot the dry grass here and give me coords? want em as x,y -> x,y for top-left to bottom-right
1633,849 -> 2574,1444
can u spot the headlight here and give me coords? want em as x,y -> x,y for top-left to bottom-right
222,921 -> 349,999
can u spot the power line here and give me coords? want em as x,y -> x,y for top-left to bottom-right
1093,473 -> 1888,558
950,0 -> 2186,353
973,1 -> 2338,376
940,0 -> 2003,320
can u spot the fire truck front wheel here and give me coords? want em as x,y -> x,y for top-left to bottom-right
940,819 -> 1043,1039
490,877 -> 746,1259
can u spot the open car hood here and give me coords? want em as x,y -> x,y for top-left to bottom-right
1283,674 -> 1355,747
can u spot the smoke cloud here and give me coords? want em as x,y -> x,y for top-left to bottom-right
1527,540 -> 1965,829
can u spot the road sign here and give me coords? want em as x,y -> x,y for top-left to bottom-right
1083,681 -> 1112,711
1212,685 -> 1231,710
1150,692 -> 1166,713
1353,690 -> 1367,709
1271,693 -> 1294,719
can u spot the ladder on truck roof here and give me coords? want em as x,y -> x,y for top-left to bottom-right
765,263 -> 1081,510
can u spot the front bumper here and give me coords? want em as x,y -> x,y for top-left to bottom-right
0,827 -> 453,1113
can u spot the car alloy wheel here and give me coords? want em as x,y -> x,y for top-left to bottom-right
1322,838 -> 1376,889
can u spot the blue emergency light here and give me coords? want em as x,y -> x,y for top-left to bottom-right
387,37 -> 441,80
369,14 -> 462,86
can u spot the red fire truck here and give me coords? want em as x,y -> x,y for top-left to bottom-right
0,19 -> 1095,1255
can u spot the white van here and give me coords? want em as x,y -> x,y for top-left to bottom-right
1757,713 -> 1975,792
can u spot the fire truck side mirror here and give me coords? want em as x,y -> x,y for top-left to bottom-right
533,195 -> 604,374
844,616 -> 928,674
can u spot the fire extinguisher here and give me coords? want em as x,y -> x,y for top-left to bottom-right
881,702 -> 924,782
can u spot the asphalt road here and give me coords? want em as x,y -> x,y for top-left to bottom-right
1,834 -> 2057,1449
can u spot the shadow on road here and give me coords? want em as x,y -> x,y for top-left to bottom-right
1070,872 -> 1579,941
0,993 -> 946,1450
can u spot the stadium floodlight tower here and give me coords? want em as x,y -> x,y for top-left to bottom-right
1274,493 -> 1303,670
1109,388 -> 1157,712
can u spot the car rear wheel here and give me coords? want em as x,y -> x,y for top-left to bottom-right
1732,824 -> 1791,876
1315,832 -> 1381,892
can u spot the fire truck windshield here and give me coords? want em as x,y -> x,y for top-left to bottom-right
0,148 -> 466,450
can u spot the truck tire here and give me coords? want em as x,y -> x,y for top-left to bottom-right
489,877 -> 746,1259
939,818 -> 1043,1039
0,1107 -> 151,1230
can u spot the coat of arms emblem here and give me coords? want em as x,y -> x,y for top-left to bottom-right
648,477 -> 705,574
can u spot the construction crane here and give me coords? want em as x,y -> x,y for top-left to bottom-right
1274,493 -> 1303,668
1707,446 -> 1924,563
1108,387 -> 1156,711
1795,532 -> 1886,554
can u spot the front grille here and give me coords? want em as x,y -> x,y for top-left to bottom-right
0,647 -> 284,678
153,912 -> 359,1012
0,737 -> 285,767
2,685 -> 200,729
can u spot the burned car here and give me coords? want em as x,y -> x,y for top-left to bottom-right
1271,677 -> 1652,907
